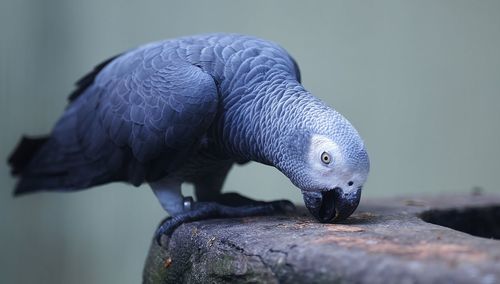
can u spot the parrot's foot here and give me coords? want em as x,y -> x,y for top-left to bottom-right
209,192 -> 284,207
155,199 -> 295,246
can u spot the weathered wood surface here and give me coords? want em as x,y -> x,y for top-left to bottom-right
144,193 -> 500,284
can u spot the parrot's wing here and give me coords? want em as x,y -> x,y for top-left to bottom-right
95,50 -> 219,164
14,47 -> 219,193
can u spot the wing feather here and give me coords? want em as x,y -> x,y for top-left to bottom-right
15,43 -> 219,193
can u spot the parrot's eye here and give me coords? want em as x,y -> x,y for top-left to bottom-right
321,152 -> 331,164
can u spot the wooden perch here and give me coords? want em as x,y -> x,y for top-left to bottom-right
144,194 -> 500,283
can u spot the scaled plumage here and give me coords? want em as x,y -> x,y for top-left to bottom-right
9,34 -> 369,235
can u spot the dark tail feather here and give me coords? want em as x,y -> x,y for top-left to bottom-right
8,135 -> 49,176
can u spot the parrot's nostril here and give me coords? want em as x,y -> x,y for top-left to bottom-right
348,181 -> 354,186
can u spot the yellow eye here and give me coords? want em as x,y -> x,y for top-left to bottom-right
321,152 -> 331,164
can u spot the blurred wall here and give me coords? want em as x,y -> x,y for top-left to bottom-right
1,1 -> 499,283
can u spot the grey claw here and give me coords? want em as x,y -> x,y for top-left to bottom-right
155,219 -> 169,246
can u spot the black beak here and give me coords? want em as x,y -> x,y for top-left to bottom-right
302,187 -> 362,223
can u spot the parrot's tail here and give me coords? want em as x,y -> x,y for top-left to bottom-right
8,136 -> 49,194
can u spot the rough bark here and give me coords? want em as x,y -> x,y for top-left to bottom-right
144,193 -> 500,284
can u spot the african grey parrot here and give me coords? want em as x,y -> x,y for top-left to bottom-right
9,33 -> 370,243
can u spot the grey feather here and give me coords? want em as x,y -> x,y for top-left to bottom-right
10,33 -> 369,214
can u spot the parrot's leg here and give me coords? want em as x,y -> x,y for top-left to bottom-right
152,173 -> 295,246
154,199 -> 295,245
149,178 -> 186,215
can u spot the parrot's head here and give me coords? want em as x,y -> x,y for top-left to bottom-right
276,108 -> 370,223
298,133 -> 369,223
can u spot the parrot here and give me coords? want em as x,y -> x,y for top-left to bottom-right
8,33 -> 370,244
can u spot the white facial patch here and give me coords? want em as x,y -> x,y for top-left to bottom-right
307,134 -> 344,189
306,134 -> 368,193
308,135 -> 342,168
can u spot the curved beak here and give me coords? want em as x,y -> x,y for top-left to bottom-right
302,187 -> 361,223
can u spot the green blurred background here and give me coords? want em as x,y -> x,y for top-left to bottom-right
1,1 -> 499,283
